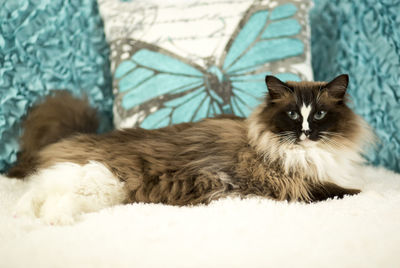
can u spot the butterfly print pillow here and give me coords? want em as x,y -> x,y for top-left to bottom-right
98,0 -> 313,129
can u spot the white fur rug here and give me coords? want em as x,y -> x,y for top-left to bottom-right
0,165 -> 399,268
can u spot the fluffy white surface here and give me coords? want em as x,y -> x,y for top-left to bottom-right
0,165 -> 400,268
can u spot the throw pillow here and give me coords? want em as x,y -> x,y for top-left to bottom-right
98,0 -> 313,129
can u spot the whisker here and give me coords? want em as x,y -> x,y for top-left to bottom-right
319,136 -> 338,151
320,131 -> 345,138
320,135 -> 345,150
319,131 -> 357,147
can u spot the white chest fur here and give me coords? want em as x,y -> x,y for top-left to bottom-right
249,123 -> 365,188
277,141 -> 365,187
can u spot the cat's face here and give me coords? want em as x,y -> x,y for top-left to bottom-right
259,74 -> 356,144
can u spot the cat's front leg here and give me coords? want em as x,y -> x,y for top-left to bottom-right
14,161 -> 127,224
308,182 -> 360,202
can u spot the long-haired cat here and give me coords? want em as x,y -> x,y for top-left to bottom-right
8,74 -> 373,224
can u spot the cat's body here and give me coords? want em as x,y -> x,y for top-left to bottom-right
8,75 -> 373,224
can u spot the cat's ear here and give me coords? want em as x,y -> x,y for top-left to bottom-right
265,75 -> 292,100
325,74 -> 349,99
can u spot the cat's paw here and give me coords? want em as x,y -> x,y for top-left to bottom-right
15,188 -> 77,225
14,161 -> 127,225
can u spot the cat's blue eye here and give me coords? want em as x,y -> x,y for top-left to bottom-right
314,110 -> 327,120
287,110 -> 299,120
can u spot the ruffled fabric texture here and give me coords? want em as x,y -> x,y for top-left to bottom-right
0,0 -> 113,172
311,0 -> 400,173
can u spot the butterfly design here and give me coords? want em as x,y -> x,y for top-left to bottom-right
112,3 -> 307,129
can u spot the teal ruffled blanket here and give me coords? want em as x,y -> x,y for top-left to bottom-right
0,0 -> 113,171
0,0 -> 399,173
311,0 -> 400,172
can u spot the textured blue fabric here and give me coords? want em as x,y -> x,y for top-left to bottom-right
311,0 -> 400,172
0,0 -> 113,172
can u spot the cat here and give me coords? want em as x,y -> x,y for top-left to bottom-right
7,74 -> 373,224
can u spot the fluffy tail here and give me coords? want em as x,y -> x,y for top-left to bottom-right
7,90 -> 99,178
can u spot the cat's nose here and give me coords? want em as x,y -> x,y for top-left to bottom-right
303,130 -> 311,136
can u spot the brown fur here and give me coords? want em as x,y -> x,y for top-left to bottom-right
7,91 -> 99,178
9,77 -> 367,205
